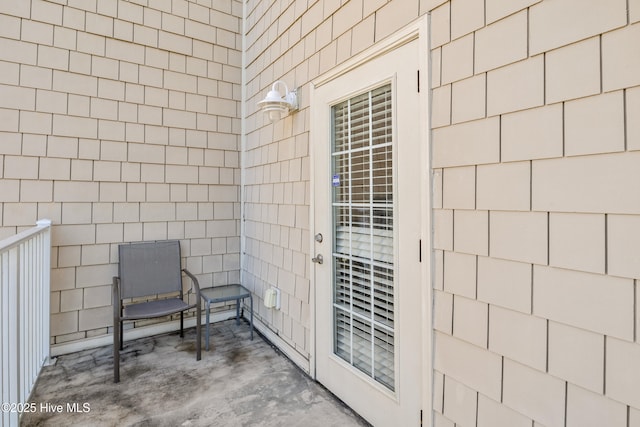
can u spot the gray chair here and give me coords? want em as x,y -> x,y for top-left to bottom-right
112,240 -> 201,383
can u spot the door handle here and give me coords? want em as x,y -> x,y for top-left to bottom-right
312,254 -> 324,264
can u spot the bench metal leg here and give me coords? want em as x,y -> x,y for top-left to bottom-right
114,319 -> 120,383
205,300 -> 211,351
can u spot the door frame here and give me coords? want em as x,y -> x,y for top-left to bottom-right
308,15 -> 432,423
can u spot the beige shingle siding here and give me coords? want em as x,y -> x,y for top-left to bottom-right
432,0 -> 640,425
2,0 -> 639,423
0,0 -> 242,343
243,0 -> 421,362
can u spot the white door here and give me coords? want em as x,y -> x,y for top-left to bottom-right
312,39 -> 424,426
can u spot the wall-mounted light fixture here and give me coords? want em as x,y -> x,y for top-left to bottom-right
257,80 -> 298,122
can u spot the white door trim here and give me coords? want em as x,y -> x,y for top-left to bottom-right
308,15 -> 432,423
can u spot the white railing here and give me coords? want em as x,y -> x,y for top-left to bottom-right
0,220 -> 51,427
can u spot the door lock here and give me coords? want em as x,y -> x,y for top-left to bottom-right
311,254 -> 324,264
315,233 -> 323,243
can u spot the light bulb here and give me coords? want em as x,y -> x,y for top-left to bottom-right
268,110 -> 282,122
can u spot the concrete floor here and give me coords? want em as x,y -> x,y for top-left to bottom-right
21,320 -> 370,427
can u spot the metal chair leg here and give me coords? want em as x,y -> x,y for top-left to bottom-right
250,295 -> 254,340
114,320 -> 120,383
205,301 -> 211,351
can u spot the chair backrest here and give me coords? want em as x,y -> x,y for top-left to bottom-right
118,240 -> 183,299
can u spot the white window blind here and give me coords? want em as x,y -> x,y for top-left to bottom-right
331,84 -> 395,391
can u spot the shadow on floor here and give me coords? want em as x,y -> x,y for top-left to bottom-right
22,319 -> 370,427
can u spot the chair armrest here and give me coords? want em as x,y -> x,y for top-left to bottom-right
183,268 -> 202,360
182,269 -> 201,299
182,269 -> 202,331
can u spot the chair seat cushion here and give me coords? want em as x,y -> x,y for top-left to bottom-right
122,298 -> 195,320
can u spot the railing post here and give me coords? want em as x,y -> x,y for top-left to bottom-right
0,219 -> 52,427
36,219 -> 52,367
4,247 -> 19,427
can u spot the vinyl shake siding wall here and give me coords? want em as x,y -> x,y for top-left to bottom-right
2,0 -> 640,424
0,0 -> 243,347
429,0 -> 640,426
242,0 -> 422,367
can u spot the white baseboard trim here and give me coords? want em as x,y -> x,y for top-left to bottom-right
51,309 -> 237,357
251,316 -> 311,375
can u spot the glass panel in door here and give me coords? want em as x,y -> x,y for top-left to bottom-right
331,85 -> 395,391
